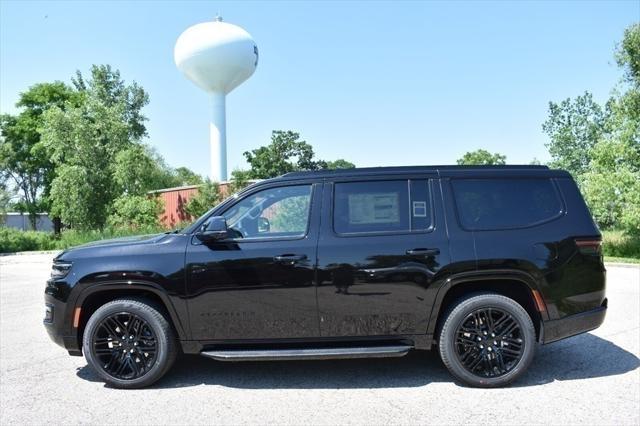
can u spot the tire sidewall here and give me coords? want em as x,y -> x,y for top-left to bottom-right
83,300 -> 171,388
440,295 -> 536,387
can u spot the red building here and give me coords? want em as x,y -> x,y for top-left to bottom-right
149,182 -> 240,228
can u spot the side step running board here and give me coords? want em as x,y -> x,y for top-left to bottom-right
200,345 -> 412,361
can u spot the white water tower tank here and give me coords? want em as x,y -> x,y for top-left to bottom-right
174,16 -> 258,181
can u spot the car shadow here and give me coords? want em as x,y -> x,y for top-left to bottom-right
76,333 -> 639,389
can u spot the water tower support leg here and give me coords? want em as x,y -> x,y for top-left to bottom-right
209,93 -> 227,182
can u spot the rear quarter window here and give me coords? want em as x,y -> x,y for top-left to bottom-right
451,178 -> 563,230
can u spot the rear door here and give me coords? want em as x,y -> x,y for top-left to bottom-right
316,175 -> 450,337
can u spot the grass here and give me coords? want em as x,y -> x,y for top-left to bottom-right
601,230 -> 640,260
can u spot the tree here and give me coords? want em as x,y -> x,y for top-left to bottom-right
184,179 -> 222,218
0,82 -> 77,229
0,180 -> 13,222
326,159 -> 356,169
542,92 -> 605,177
72,65 -> 149,140
243,131 -> 326,179
615,23 -> 640,85
456,149 -> 506,165
542,23 -> 640,235
42,66 -> 150,229
228,169 -> 252,193
172,167 -> 203,186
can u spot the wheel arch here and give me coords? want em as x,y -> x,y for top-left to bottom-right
73,280 -> 188,352
428,270 -> 548,343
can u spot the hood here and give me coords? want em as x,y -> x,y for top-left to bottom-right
74,233 -> 167,249
56,233 -> 170,261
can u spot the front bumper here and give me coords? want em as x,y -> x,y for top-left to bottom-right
542,298 -> 607,344
44,291 -> 82,356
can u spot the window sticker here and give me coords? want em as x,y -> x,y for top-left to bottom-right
348,192 -> 400,224
413,201 -> 427,217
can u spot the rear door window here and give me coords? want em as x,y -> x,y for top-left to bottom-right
451,178 -> 563,230
333,180 -> 432,234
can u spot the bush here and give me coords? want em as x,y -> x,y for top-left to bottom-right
184,179 -> 221,219
602,230 -> 640,259
107,195 -> 163,229
0,228 -> 55,253
0,225 -> 169,253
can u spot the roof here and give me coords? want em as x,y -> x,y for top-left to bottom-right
271,165 -> 566,181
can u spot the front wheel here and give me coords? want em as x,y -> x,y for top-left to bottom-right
438,293 -> 536,387
82,298 -> 177,389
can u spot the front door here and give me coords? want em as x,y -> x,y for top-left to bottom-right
186,182 -> 321,341
316,177 -> 450,337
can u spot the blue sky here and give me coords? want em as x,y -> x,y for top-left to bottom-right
1,1 -> 638,178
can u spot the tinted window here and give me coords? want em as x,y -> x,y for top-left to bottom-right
333,180 -> 432,234
451,178 -> 562,230
223,185 -> 312,239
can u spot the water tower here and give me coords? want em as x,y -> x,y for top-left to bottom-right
174,16 -> 258,181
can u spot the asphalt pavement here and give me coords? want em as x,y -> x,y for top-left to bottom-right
1,253 -> 638,425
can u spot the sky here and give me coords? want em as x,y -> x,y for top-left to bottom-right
1,1 -> 638,179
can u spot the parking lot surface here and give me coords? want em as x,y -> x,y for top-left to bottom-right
1,253 -> 638,425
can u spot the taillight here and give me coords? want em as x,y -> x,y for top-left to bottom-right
575,238 -> 602,255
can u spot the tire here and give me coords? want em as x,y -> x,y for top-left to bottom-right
438,293 -> 536,388
82,298 -> 177,389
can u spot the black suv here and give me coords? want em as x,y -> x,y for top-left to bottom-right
44,166 -> 607,388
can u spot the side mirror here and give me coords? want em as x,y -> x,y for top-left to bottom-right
196,216 -> 229,242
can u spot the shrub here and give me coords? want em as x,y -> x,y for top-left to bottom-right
184,179 -> 221,219
107,195 -> 163,229
0,228 -> 55,253
602,230 -> 640,259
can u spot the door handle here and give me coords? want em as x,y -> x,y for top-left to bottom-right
273,254 -> 308,264
406,248 -> 440,256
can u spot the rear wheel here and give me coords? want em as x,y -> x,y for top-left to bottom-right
438,293 -> 536,387
82,298 -> 177,389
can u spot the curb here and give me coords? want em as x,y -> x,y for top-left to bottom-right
0,250 -> 62,257
605,262 -> 640,269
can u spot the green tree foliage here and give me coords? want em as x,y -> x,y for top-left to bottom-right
616,23 -> 640,85
107,195 -> 163,229
542,92 -> 605,177
243,130 -> 356,179
228,169 -> 252,193
0,82 -> 77,229
42,66 -> 149,229
543,23 -> 640,236
172,167 -> 203,186
456,149 -> 507,165
184,179 -> 222,218
326,159 -> 356,169
243,131 -> 322,178
0,181 -> 13,221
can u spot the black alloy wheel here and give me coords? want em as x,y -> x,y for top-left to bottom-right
83,298 -> 177,389
454,307 -> 524,378
92,312 -> 158,380
438,293 -> 536,388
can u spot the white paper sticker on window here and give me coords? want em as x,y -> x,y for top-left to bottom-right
348,192 -> 399,224
413,201 -> 427,217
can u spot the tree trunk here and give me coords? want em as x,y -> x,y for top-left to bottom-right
53,217 -> 62,235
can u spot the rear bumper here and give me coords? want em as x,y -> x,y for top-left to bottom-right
542,299 -> 607,344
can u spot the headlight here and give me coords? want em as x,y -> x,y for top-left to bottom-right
51,261 -> 72,279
